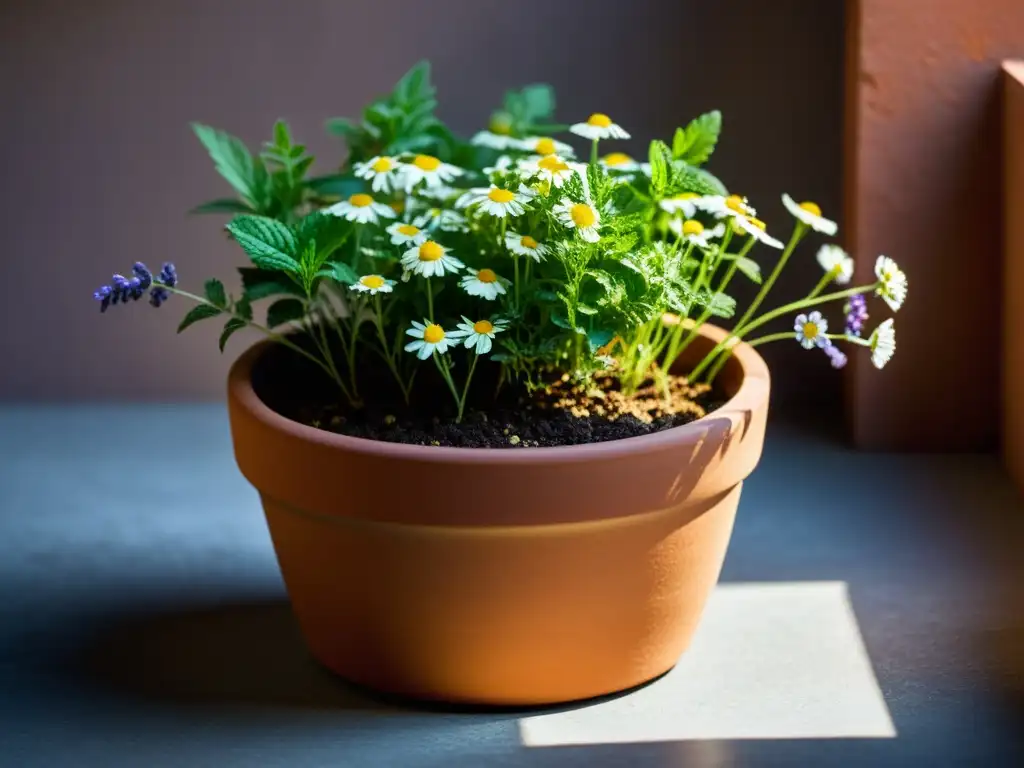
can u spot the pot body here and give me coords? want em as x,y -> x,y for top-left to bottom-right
227,325 -> 770,705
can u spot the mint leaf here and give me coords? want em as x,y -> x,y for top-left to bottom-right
226,215 -> 300,273
394,61 -> 434,105
190,198 -> 254,215
732,256 -> 762,284
192,123 -> 268,208
586,327 -> 615,352
239,268 -> 303,300
203,279 -> 227,308
305,173 -> 364,199
219,318 -> 247,352
177,304 -> 222,333
707,292 -> 737,319
672,111 -> 722,166
234,294 -> 253,322
266,298 -> 305,328
297,212 -> 351,267
322,261 -> 358,285
648,140 -> 671,196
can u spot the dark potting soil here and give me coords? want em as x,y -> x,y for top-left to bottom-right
252,341 -> 727,449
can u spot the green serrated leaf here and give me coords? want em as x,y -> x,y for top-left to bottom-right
234,294 -> 253,322
577,303 -> 598,316
176,304 -> 222,333
190,198 -> 254,215
672,110 -> 722,166
192,123 -> 265,208
648,140 -> 670,195
266,298 -> 306,328
272,119 -> 290,148
203,278 -> 227,307
733,256 -> 762,284
304,173 -> 364,199
219,318 -> 247,352
226,215 -> 300,272
321,261 -> 358,285
239,267 -> 304,300
707,292 -> 737,319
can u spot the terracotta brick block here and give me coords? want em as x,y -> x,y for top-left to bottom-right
845,1 -> 1024,450
1004,62 -> 1024,493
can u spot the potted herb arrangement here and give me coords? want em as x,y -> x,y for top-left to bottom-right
92,63 -> 906,705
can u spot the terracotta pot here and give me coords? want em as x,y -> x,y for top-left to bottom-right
227,323 -> 770,705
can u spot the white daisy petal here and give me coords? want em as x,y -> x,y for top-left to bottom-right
569,113 -> 631,141
516,136 -> 575,157
874,255 -> 907,312
782,193 -> 839,236
325,193 -> 395,225
398,154 -> 464,194
816,245 -> 854,284
794,311 -> 828,349
870,318 -> 896,369
554,199 -> 602,242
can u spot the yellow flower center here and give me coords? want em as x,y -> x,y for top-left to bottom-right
803,322 -> 819,339
473,320 -> 494,334
418,241 -> 444,261
603,152 -> 632,166
371,157 -> 392,173
489,113 -> 512,135
750,217 -> 767,231
413,155 -> 441,171
488,188 -> 515,203
423,324 -> 445,343
725,195 -> 745,213
534,138 -> 556,155
681,220 -> 704,236
538,154 -> 569,173
570,203 -> 597,228
360,275 -> 385,289
476,268 -> 498,283
587,113 -> 612,127
390,200 -> 405,214
520,235 -> 539,249
799,201 -> 822,217
349,193 -> 373,207
397,224 -> 420,236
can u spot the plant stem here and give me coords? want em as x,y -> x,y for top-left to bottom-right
744,331 -> 796,347
731,223 -> 807,334
513,254 -> 520,309
590,137 -> 599,166
808,267 -> 838,299
457,353 -> 480,422
373,294 -> 412,404
426,278 -> 434,322
432,353 -> 462,419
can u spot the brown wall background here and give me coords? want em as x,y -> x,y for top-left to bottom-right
0,0 -> 844,413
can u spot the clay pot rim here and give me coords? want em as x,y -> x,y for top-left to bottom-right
228,323 -> 769,465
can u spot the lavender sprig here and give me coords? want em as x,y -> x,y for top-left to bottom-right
844,294 -> 868,337
93,261 -> 177,312
822,339 -> 848,369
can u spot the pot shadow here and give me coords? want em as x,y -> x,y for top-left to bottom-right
60,598 -> 667,717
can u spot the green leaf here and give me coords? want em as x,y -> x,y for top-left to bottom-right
226,215 -> 300,272
672,110 -> 722,166
272,119 -> 291,149
648,140 -> 671,195
304,173 -> 364,199
550,311 -> 583,335
266,298 -> 306,328
176,304 -> 222,333
297,212 -> 351,266
234,294 -> 253,322
707,292 -> 737,319
586,328 -> 615,352
733,256 -> 762,284
577,303 -> 598,316
203,278 -> 227,308
239,267 -> 303,300
521,84 -> 555,121
190,198 -> 254,215
192,123 -> 264,207
219,318 -> 247,352
322,261 -> 358,285
394,61 -> 434,105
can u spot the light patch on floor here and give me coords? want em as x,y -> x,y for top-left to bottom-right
518,581 -> 896,745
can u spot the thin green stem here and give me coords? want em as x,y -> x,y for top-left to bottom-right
731,224 -> 807,333
373,294 -> 412,404
808,267 -> 839,299
432,353 -> 462,418
744,331 -> 796,348
426,278 -> 434,322
513,254 -> 520,309
590,137 -> 599,166
457,353 -> 480,422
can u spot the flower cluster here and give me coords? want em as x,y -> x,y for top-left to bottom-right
91,62 -> 907,425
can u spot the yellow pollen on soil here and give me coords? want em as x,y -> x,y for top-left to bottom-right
349,193 -> 373,207
538,154 -> 568,172
418,241 -> 444,261
413,155 -> 441,171
587,113 -> 612,127
360,275 -> 385,289
534,138 -> 556,155
476,268 -> 498,283
681,220 -> 704,236
803,322 -> 819,339
371,157 -> 392,172
488,188 -> 515,203
799,201 -> 822,217
397,224 -> 419,236
570,203 -> 597,228
603,152 -> 632,166
473,320 -> 494,334
520,235 -> 539,249
725,195 -> 745,213
423,324 -> 445,343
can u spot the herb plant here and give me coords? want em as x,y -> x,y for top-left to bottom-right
93,62 -> 906,425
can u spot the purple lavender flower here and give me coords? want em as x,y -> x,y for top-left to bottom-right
822,340 -> 848,369
93,261 -> 177,312
844,294 -> 869,337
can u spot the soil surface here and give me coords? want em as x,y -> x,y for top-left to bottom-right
253,342 -> 726,449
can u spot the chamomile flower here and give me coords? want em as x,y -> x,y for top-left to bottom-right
400,240 -> 465,278
660,192 -> 704,218
794,311 -> 829,349
869,318 -> 896,369
816,244 -> 854,284
413,207 -> 469,232
459,267 -> 510,300
483,155 -> 515,175
325,193 -> 396,225
386,221 -> 428,246
519,154 -> 580,188
456,185 -> 535,218
449,316 -> 508,354
668,219 -> 726,249
354,156 -> 400,194
731,214 -> 784,248
349,274 -> 395,295
695,194 -> 756,219
504,232 -> 548,262
404,320 -> 453,360
600,152 -> 642,172
398,154 -> 463,193
874,255 -> 907,311
471,131 -> 519,150
570,113 -> 630,140
517,136 -> 575,157
782,194 -> 838,236
554,199 -> 602,243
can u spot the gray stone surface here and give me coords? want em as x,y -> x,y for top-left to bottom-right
1,405 -> 1023,767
